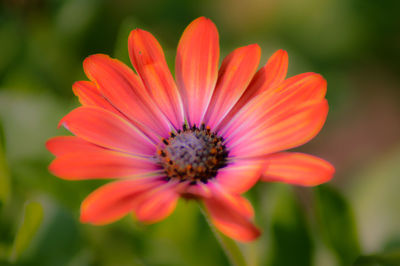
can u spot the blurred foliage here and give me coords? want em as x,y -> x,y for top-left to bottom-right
0,119 -> 11,208
314,185 -> 360,265
9,202 -> 44,262
1,0 -> 400,265
354,249 -> 400,266
267,185 -> 313,266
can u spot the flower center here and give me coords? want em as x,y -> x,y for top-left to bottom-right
158,124 -> 228,184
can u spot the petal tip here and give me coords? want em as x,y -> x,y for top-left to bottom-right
194,16 -> 212,23
187,16 -> 217,31
246,43 -> 262,56
79,211 -> 91,224
83,54 -> 111,70
57,119 -> 65,129
71,82 -> 81,96
276,49 -> 288,55
238,226 -> 262,242
47,160 -> 58,176
128,28 -> 146,39
45,138 -> 53,151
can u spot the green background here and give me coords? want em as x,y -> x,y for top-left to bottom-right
1,0 -> 400,265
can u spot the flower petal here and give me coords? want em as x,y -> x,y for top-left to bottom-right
216,160 -> 264,193
222,72 -> 327,136
217,49 -> 288,131
261,152 -> 334,186
59,106 -> 155,156
46,136 -> 102,156
83,54 -> 171,141
80,177 -> 164,225
221,73 -> 328,157
204,184 -> 260,242
133,182 -> 179,223
72,81 -> 120,115
204,44 -> 261,129
175,17 -> 220,126
208,183 -> 255,218
49,150 -> 159,180
257,49 -> 288,91
183,182 -> 212,198
228,100 -> 328,158
128,29 -> 184,129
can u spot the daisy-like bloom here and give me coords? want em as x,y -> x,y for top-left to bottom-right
46,17 -> 334,242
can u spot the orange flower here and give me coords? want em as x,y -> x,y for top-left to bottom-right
46,17 -> 334,242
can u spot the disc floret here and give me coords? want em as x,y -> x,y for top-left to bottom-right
158,123 -> 228,184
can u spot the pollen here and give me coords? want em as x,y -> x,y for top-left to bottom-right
157,123 -> 228,184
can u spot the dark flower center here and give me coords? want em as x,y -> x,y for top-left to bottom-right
158,124 -> 228,184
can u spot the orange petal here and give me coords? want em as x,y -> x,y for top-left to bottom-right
80,177 -> 163,225
59,106 -> 155,156
175,17 -> 220,126
204,44 -> 261,129
46,136 -> 103,156
216,160 -> 264,193
261,152 -> 334,186
209,183 -> 255,218
217,50 -> 288,130
221,73 -> 328,156
204,184 -> 260,242
270,72 -> 327,104
133,183 -> 179,223
49,150 -> 159,180
83,54 -> 171,141
128,29 -> 183,129
72,81 -> 120,115
222,72 -> 327,136
228,100 -> 328,158
258,49 -> 288,91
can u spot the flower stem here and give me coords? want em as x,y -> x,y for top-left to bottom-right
199,203 -> 247,266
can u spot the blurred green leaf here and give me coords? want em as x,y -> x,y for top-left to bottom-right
213,229 -> 247,266
56,0 -> 100,40
0,118 -> 5,150
315,185 -> 360,265
354,249 -> 400,266
0,119 -> 10,207
27,206 -> 82,266
349,145 -> 400,252
0,242 -> 9,261
148,200 -> 226,266
9,202 -> 44,262
268,185 -> 313,266
0,259 -> 12,266
0,21 -> 22,75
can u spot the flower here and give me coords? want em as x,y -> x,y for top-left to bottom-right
46,17 -> 334,242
